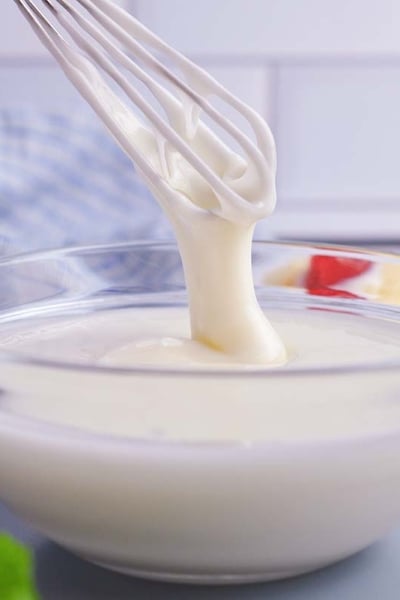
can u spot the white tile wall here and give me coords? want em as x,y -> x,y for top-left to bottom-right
2,0 -> 400,241
135,0 -> 400,58
1,1 -> 129,58
276,65 -> 400,201
1,5 -> 48,58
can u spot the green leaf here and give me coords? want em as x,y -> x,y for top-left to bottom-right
0,533 -> 40,600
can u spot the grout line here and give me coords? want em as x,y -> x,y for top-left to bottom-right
269,65 -> 284,200
4,54 -> 400,69
273,235 -> 400,245
188,53 -> 400,69
265,63 -> 279,132
277,197 -> 400,212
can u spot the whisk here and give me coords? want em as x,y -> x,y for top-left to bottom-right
14,0 -> 276,224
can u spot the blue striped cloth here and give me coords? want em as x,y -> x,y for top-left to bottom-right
0,109 -> 173,256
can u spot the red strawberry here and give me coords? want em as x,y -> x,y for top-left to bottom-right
305,256 -> 372,290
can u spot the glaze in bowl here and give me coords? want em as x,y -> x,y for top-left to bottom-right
0,241 -> 400,584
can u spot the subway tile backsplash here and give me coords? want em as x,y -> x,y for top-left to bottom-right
276,65 -> 400,202
134,0 -> 400,58
2,0 -> 400,240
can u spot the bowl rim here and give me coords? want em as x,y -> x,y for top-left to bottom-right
0,239 -> 399,380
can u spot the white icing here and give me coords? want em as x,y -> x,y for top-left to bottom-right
36,0 -> 286,364
2,307 -> 400,441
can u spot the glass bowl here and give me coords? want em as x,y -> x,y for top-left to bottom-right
0,241 -> 400,584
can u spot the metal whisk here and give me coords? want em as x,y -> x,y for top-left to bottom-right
14,0 -> 276,223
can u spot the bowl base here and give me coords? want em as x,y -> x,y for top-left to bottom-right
76,553 -> 332,585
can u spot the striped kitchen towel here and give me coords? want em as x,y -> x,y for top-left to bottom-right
0,109 -> 173,257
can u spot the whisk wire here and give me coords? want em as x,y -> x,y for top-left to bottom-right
14,0 -> 276,221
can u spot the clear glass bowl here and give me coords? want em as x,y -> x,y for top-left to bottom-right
0,241 -> 400,584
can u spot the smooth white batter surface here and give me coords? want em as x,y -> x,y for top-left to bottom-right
1,307 -> 400,368
1,307 -> 400,442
